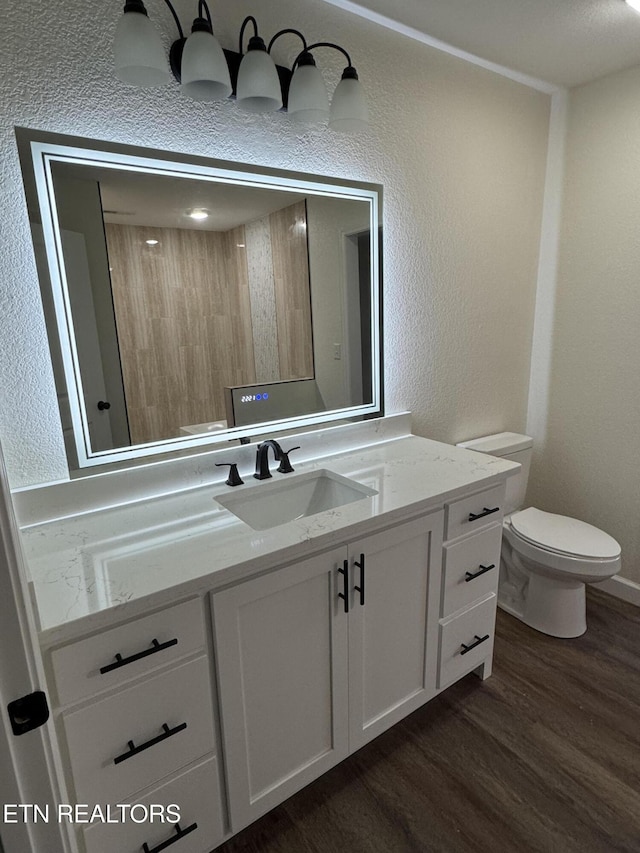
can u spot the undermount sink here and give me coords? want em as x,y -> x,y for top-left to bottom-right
215,469 -> 378,530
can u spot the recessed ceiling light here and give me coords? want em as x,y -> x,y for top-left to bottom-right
145,239 -> 159,245
626,0 -> 640,12
236,243 -> 246,248
188,209 -> 209,221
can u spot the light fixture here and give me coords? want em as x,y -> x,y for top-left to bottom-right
188,208 -> 209,220
145,238 -> 159,245
114,0 -> 171,86
626,0 -> 640,12
287,51 -> 329,124
236,17 -> 282,113
329,66 -> 369,133
112,2 -> 368,131
180,0 -> 231,101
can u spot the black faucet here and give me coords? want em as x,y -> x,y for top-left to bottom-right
254,440 -> 301,479
254,440 -> 284,480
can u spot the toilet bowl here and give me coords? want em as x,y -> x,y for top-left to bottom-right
500,507 -> 620,637
456,433 -> 621,638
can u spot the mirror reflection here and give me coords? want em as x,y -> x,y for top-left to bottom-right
23,134 -> 381,468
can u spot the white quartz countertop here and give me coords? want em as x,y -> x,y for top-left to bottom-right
19,434 -> 518,644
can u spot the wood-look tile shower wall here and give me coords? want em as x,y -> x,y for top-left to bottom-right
105,201 -> 313,445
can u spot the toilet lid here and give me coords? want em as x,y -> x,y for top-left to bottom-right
510,507 -> 621,559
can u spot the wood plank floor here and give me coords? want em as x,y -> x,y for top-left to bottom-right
216,589 -> 640,853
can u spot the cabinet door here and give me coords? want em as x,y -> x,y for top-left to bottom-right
348,512 -> 443,751
212,548 -> 349,832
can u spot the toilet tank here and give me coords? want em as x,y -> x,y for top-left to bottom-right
456,432 -> 533,515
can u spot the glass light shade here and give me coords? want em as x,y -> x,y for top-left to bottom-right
287,63 -> 330,123
329,77 -> 369,133
181,30 -> 232,102
114,10 -> 171,87
236,50 -> 282,113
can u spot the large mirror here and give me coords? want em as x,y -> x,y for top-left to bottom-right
18,131 -> 382,469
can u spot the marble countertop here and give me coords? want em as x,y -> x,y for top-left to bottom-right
19,434 -> 518,644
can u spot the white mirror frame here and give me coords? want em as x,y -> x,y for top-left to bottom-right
28,137 -> 382,469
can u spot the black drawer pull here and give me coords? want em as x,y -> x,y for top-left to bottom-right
464,563 -> 495,582
353,553 -> 365,606
338,559 -> 349,613
143,823 -> 198,853
113,722 -> 187,765
460,634 -> 490,656
100,637 -> 178,675
468,506 -> 500,522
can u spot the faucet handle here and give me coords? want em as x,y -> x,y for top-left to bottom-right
215,462 -> 244,487
277,446 -> 300,474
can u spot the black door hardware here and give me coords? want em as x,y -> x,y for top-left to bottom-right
460,634 -> 490,656
97,400 -> 111,410
353,554 -> 365,606
468,507 -> 500,522
143,822 -> 198,853
100,638 -> 178,675
464,564 -> 495,582
113,722 -> 187,764
338,559 -> 349,613
7,691 -> 49,736
215,462 -> 244,486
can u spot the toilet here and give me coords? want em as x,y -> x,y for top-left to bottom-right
456,433 -> 621,638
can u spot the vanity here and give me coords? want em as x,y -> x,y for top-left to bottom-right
9,129 -> 517,853
15,417 -> 518,853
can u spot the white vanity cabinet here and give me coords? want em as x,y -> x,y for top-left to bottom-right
47,598 -> 225,853
212,511 -> 443,832
22,429 -> 518,853
437,483 -> 506,688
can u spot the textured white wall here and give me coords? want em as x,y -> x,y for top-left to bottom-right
526,65 -> 640,583
0,0 -> 550,487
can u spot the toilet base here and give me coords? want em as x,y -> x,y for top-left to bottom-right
498,572 -> 587,638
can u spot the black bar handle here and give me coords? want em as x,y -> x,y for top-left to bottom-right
468,506 -> 500,522
460,634 -> 490,656
113,722 -> 187,765
464,563 -> 495,582
143,823 -> 198,853
337,559 -> 349,613
353,553 -> 365,606
100,637 -> 178,675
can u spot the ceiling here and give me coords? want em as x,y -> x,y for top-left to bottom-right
54,162 -> 305,231
338,0 -> 640,88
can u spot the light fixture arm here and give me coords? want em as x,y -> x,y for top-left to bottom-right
297,41 -> 353,71
267,28 -> 308,55
238,15 -> 259,54
197,0 -> 212,29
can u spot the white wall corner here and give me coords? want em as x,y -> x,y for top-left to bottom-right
525,88 -> 569,453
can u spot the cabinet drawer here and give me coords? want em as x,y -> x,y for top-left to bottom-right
438,594 -> 496,689
442,524 -> 502,617
63,656 -> 215,806
83,756 -> 224,853
51,598 -> 206,706
445,484 -> 505,542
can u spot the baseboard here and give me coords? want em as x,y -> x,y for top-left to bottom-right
591,576 -> 640,607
